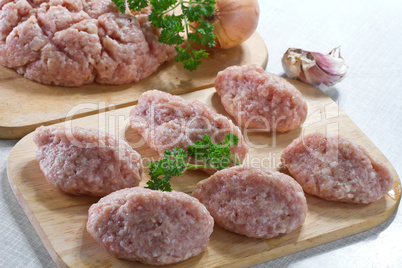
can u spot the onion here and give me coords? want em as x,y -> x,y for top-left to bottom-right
210,0 -> 260,49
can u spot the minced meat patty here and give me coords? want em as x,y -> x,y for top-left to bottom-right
281,132 -> 394,204
192,166 -> 307,238
129,90 -> 249,173
214,64 -> 308,132
33,125 -> 143,196
0,0 -> 176,86
87,187 -> 214,265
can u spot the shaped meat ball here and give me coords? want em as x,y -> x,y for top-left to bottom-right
214,64 -> 308,132
281,132 -> 394,203
33,125 -> 143,196
87,187 -> 214,265
192,166 -> 307,238
129,90 -> 249,172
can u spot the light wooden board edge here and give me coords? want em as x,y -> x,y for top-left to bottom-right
6,172 -> 69,268
225,198 -> 400,268
7,83 -> 401,268
0,32 -> 268,140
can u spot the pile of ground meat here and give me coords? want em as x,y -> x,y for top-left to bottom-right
0,0 -> 176,86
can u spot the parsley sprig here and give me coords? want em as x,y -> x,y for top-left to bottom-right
112,0 -> 216,71
146,133 -> 242,191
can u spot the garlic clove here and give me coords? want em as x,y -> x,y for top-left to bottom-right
281,48 -> 304,80
282,47 -> 348,87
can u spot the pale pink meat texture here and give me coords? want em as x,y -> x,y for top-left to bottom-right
87,187 -> 214,265
129,90 -> 249,171
0,0 -> 176,86
33,125 -> 143,196
214,64 -> 308,132
281,132 -> 394,204
192,166 -> 307,238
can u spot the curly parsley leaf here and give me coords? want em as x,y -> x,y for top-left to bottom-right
129,0 -> 149,12
146,133 -> 241,191
146,147 -> 188,192
188,134 -> 241,170
111,0 -> 216,71
175,46 -> 209,71
224,133 -> 240,147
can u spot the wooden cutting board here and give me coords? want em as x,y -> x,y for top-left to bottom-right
7,81 -> 401,268
0,32 -> 267,140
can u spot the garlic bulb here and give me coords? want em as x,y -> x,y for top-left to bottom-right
282,47 -> 348,87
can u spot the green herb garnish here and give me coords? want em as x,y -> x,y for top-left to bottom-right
146,133 -> 241,191
112,0 -> 216,71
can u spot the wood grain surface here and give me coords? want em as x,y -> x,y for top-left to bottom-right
0,32 -> 267,140
7,81 -> 401,268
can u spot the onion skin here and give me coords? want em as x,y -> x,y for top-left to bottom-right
212,0 -> 260,49
209,0 -> 260,49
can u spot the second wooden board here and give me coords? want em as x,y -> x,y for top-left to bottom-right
0,32 -> 267,139
7,81 -> 401,267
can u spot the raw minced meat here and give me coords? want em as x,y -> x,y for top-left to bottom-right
129,90 -> 249,172
281,132 -> 394,204
33,125 -> 143,196
192,165 -> 307,238
87,187 -> 214,265
214,64 -> 308,132
0,0 -> 176,86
